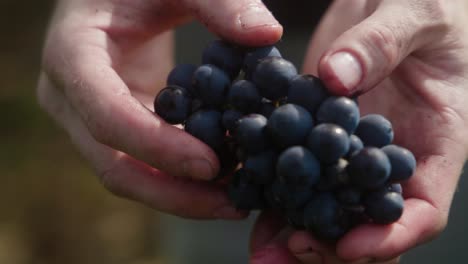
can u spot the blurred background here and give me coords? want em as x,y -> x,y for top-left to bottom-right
0,1 -> 466,263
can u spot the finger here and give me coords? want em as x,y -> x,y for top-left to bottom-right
335,199 -> 438,262
302,0 -> 370,75
334,153 -> 465,262
43,28 -> 219,180
37,74 -> 246,219
250,227 -> 302,264
318,0 -> 449,95
180,0 -> 283,46
249,211 -> 287,253
289,231 -> 401,264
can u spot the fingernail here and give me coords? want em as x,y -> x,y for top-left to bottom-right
183,159 -> 216,180
295,252 -> 323,263
328,52 -> 362,91
239,4 -> 279,30
213,205 -> 248,219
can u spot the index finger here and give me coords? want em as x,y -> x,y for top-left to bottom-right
44,27 -> 219,180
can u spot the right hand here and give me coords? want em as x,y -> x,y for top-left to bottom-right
37,0 -> 282,219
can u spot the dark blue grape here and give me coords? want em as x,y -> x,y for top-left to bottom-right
185,110 -> 224,151
287,74 -> 328,114
303,192 -> 346,241
347,147 -> 391,190
376,183 -> 404,195
335,187 -> 361,205
306,123 -> 350,164
222,109 -> 243,134
192,64 -> 231,107
252,57 -> 298,100
364,189 -> 404,224
202,40 -> 243,79
267,104 -> 314,149
228,80 -> 261,113
316,96 -> 360,134
347,134 -> 364,158
264,179 -> 287,211
264,180 -> 286,210
286,209 -> 306,229
214,139 -> 239,180
166,64 -> 197,94
236,114 -> 270,154
382,145 -> 416,182
244,150 -> 277,185
316,159 -> 349,191
243,45 -> 281,79
228,169 -> 266,210
257,99 -> 276,118
283,186 -> 315,210
355,114 -> 394,147
388,183 -> 403,194
276,146 -> 321,186
154,85 -> 192,124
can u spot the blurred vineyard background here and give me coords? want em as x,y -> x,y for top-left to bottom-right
0,1 -> 467,264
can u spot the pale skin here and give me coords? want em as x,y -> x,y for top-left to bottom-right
38,0 -> 468,263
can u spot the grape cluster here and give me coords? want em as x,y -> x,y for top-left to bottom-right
154,39 -> 417,241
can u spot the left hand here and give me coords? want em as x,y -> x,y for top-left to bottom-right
249,0 -> 468,263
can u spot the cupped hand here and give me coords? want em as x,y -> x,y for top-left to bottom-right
37,0 -> 282,219
251,0 -> 468,263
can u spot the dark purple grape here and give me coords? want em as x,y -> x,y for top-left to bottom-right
316,96 -> 360,134
236,114 -> 270,154
355,114 -> 394,147
287,74 -> 328,114
228,169 -> 266,210
166,64 -> 197,94
228,80 -> 261,113
267,104 -> 314,149
347,134 -> 364,158
382,145 -> 416,182
306,123 -> 350,164
276,146 -> 321,186
192,64 -> 231,107
347,147 -> 391,190
244,150 -> 277,185
364,189 -> 404,224
252,57 -> 298,100
154,85 -> 192,124
202,40 -> 244,79
185,110 -> 225,151
222,109 -> 243,134
243,45 -> 281,78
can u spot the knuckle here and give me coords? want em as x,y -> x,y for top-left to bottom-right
429,212 -> 448,238
363,25 -> 400,66
413,0 -> 452,30
98,166 -> 126,198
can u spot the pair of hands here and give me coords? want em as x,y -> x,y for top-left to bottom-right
38,0 -> 468,263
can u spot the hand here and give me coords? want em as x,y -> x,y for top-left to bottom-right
37,0 -> 282,219
250,0 -> 468,263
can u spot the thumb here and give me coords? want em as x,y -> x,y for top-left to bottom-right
318,0 -> 442,96
181,0 -> 283,46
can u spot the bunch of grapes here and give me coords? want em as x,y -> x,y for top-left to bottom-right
154,39 -> 416,241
